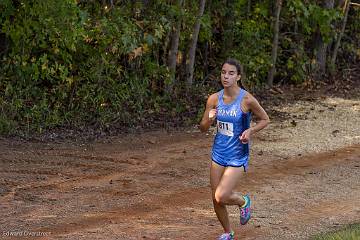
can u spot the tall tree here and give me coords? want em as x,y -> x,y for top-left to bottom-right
221,0 -> 236,58
167,0 -> 183,93
247,0 -> 252,17
186,0 -> 206,87
267,0 -> 282,87
314,0 -> 335,76
330,0 -> 350,70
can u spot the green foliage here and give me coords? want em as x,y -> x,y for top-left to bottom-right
287,0 -> 341,42
0,0 -> 15,22
338,7 -> 360,67
278,0 -> 345,83
0,0 -> 176,134
311,223 -> 360,240
1,0 -> 83,133
199,13 -> 212,43
0,0 -> 358,136
230,2 -> 272,87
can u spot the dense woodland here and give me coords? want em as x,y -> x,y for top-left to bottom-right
0,0 -> 359,136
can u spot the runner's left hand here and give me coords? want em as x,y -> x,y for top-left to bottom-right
240,129 -> 251,144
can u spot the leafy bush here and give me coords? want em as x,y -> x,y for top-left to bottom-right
0,0 -> 358,136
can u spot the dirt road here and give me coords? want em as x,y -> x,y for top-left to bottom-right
0,131 -> 359,240
1,94 -> 360,240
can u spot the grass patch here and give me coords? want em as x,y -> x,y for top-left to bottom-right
311,223 -> 360,240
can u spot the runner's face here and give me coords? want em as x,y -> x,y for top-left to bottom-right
221,63 -> 240,88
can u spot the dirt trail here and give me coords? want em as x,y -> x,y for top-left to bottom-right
1,93 -> 360,240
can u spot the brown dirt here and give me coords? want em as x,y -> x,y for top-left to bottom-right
1,89 -> 360,240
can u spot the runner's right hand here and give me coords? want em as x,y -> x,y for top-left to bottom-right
208,109 -> 217,121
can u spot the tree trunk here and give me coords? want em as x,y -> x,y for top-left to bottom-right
330,0 -> 350,70
186,0 -> 206,87
167,0 -> 183,93
221,0 -> 235,58
315,33 -> 327,75
314,0 -> 335,77
267,0 -> 282,87
247,0 -> 252,17
203,0 -> 211,80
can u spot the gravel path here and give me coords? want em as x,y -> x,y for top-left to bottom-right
254,96 -> 360,158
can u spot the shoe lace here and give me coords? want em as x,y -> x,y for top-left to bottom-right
240,208 -> 245,216
218,232 -> 234,240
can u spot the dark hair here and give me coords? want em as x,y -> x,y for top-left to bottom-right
223,58 -> 245,89
224,58 -> 243,75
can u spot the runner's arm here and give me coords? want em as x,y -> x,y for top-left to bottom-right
247,95 -> 270,134
199,94 -> 218,132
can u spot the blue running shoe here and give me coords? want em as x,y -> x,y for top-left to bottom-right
218,231 -> 235,240
240,194 -> 251,225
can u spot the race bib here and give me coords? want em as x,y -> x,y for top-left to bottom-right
217,120 -> 234,136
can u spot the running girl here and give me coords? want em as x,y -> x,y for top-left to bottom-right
199,58 -> 270,240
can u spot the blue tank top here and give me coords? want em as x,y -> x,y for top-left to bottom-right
211,88 -> 251,169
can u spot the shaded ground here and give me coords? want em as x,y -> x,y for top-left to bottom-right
1,83 -> 360,240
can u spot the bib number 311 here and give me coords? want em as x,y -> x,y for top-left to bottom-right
217,120 -> 234,136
